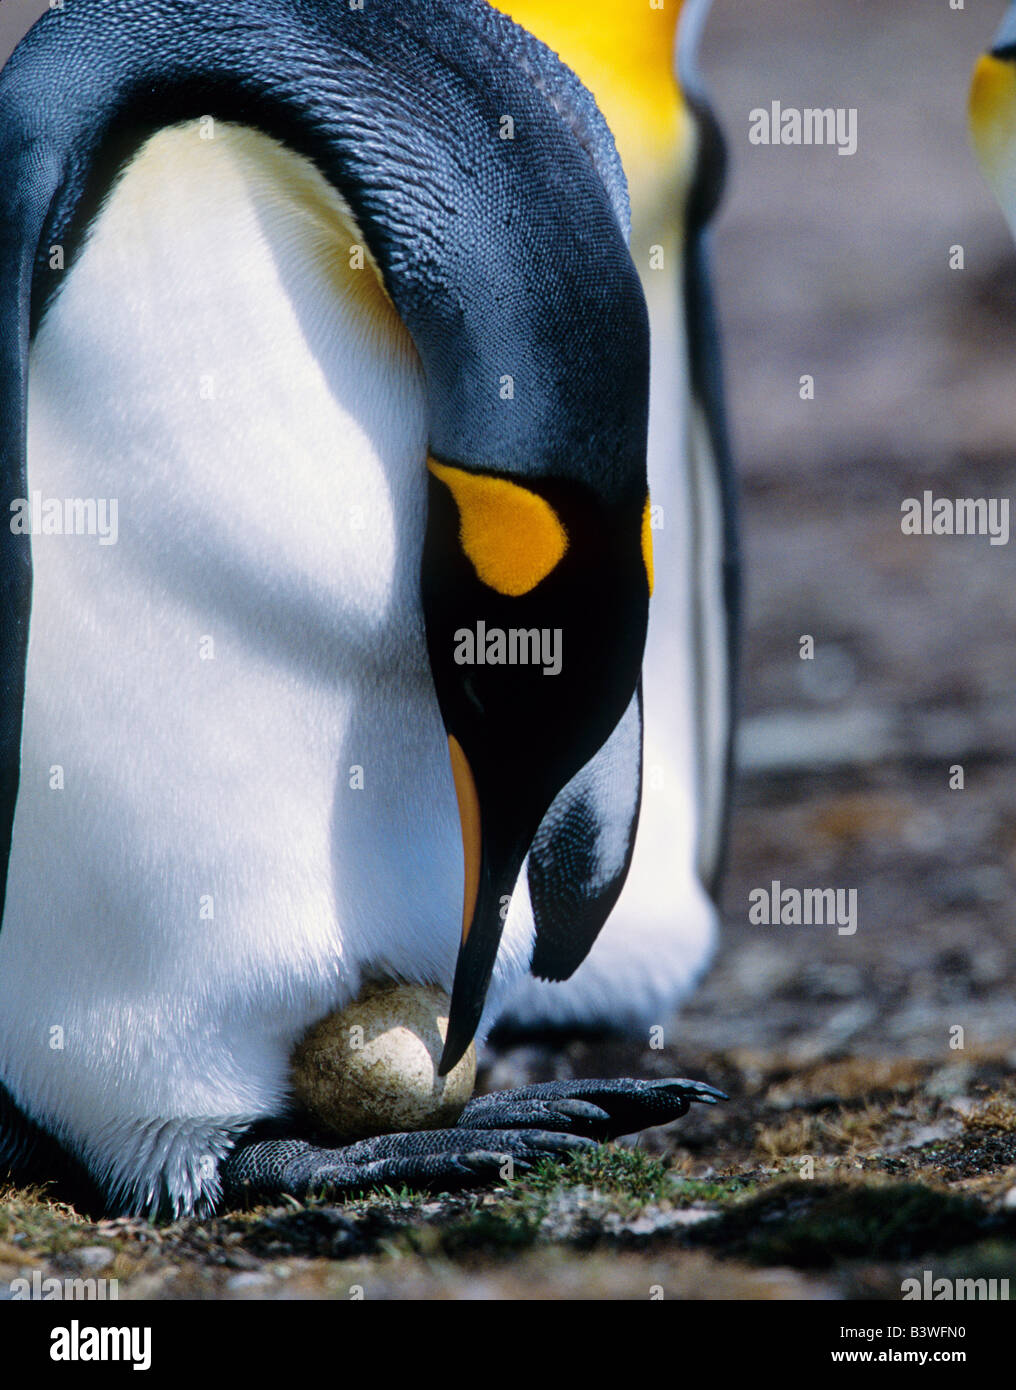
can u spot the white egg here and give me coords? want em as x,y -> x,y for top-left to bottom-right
290,982 -> 477,1141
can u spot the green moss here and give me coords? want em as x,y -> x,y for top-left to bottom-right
522,1149 -> 761,1212
689,1180 -> 1004,1269
524,1146 -> 671,1203
0,1186 -> 92,1258
668,1174 -> 761,1205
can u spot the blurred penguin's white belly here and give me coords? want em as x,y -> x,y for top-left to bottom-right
0,124 -> 476,1161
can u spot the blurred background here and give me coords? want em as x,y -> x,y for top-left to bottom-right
682,0 -> 1016,1062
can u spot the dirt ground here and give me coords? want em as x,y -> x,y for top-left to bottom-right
701,0 -> 1016,1066
4,0 -> 1016,1302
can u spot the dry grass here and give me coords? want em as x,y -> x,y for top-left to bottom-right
963,1098 -> 1016,1132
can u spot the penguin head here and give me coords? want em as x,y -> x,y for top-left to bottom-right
424,457 -> 652,1073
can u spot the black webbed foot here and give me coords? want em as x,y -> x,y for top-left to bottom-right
456,1076 -> 725,1140
220,1076 -> 723,1206
221,1126 -> 594,1204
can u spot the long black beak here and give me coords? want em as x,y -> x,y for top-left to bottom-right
438,736 -> 530,1075
439,857 -> 521,1076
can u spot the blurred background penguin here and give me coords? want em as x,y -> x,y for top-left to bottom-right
495,0 -> 738,1039
970,2 -> 1016,240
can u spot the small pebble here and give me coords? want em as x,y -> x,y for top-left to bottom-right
226,1271 -> 272,1292
75,1246 -> 114,1271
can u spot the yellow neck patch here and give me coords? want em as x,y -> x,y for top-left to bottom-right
429,459 -> 568,596
969,54 -> 1016,179
641,495 -> 655,597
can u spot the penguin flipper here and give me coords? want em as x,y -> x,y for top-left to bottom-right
221,1076 -> 723,1204
678,0 -> 739,898
525,687 -> 643,983
0,129 -> 50,931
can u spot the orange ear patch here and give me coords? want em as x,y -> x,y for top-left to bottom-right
428,459 -> 568,596
642,495 -> 655,597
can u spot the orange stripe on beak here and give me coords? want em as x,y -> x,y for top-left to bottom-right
447,735 -> 481,942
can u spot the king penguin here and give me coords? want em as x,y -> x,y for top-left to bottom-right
970,3 -> 1016,240
0,0 -> 724,1217
491,0 -> 738,1035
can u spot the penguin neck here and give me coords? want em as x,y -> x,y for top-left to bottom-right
496,0 -> 692,204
